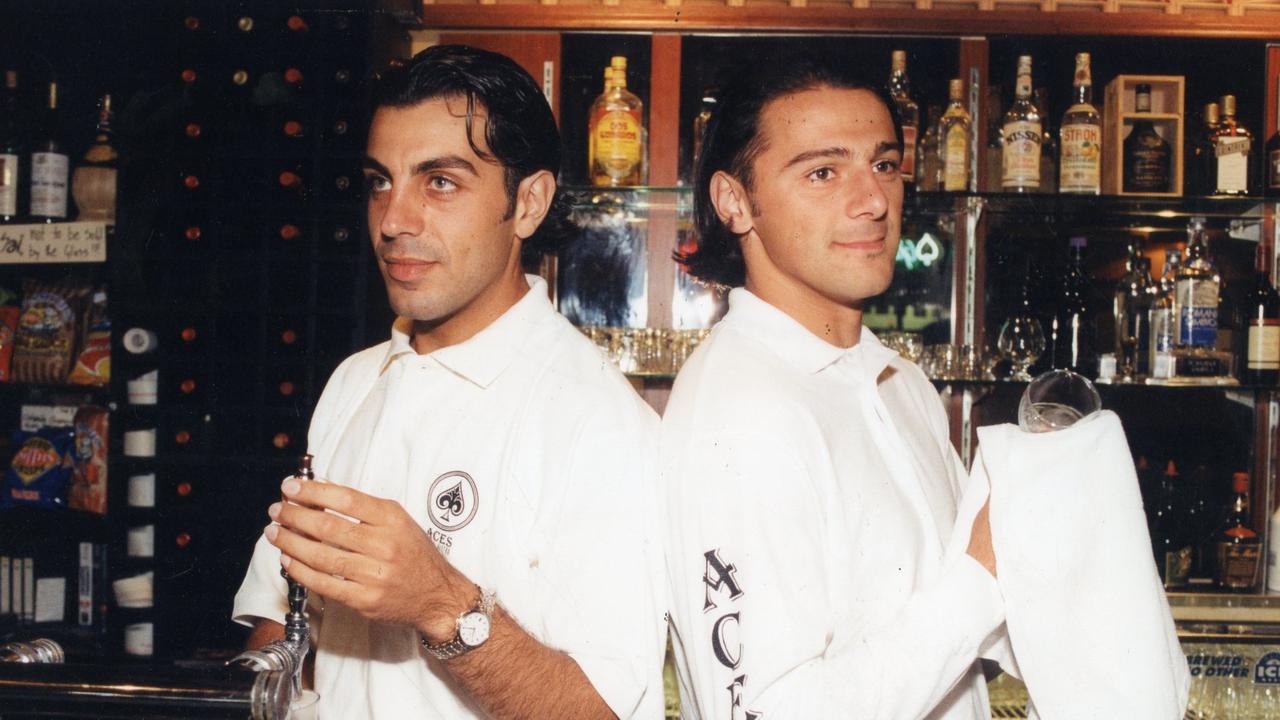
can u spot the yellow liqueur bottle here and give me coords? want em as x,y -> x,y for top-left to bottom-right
589,56 -> 645,187
939,79 -> 971,192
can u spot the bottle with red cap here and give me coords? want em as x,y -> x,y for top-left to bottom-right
1214,471 -> 1262,592
1151,460 -> 1192,590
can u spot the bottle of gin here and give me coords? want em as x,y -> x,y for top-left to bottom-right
1210,94 -> 1254,196
1175,217 -> 1220,349
1001,55 -> 1041,192
1059,52 -> 1102,195
888,50 -> 920,187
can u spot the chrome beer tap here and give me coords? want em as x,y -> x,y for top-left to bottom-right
231,454 -> 315,716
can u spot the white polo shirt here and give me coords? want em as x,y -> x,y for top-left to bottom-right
662,288 -> 1006,720
233,276 -> 665,719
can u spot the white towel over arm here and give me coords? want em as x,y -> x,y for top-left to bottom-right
950,410 -> 1190,719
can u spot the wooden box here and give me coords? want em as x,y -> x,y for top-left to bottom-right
1102,75 -> 1185,197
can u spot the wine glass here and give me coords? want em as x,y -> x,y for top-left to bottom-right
1018,368 -> 1102,433
997,313 -> 1046,381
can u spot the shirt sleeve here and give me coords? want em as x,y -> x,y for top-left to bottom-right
231,532 -> 289,627
664,428 -> 1004,720
529,402 -> 666,720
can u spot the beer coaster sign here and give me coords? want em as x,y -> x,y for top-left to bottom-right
0,222 -> 109,264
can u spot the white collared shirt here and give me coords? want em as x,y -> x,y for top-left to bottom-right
662,288 -> 1005,720
234,276 -> 665,719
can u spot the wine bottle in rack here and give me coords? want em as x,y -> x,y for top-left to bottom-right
29,82 -> 69,222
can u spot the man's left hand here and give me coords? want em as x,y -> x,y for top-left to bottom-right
265,478 -> 476,643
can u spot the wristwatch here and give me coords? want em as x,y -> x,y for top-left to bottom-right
421,587 -> 497,661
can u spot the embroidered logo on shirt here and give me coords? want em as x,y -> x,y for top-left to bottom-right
428,470 -> 478,532
702,548 -> 761,719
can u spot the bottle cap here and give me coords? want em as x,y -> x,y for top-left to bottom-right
892,50 -> 907,69
1070,236 -> 1087,249
1220,95 -> 1236,117
1232,471 -> 1249,492
1165,460 -> 1178,476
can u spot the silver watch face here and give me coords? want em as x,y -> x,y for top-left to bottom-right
458,611 -> 491,647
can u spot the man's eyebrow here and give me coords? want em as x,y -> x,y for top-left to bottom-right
875,140 -> 905,157
359,155 -> 480,177
781,146 -> 849,171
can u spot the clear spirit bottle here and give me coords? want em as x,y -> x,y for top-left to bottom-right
889,50 -> 920,187
1175,217 -> 1220,349
1001,55 -> 1041,192
1059,52 -> 1102,195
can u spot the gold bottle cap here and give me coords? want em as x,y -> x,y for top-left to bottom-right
47,82 -> 57,109
4,70 -> 15,90
610,55 -> 627,71
1220,94 -> 1236,117
948,78 -> 964,100
1204,102 -> 1219,124
892,50 -> 907,70
1016,55 -> 1032,75
1074,53 -> 1091,85
237,16 -> 254,32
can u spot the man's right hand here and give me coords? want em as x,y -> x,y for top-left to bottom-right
966,498 -> 997,578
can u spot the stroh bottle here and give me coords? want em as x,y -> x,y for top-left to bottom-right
1059,53 -> 1102,195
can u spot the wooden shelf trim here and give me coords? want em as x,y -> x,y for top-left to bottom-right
419,3 -> 1280,38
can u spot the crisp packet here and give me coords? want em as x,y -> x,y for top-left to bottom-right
4,427 -> 76,509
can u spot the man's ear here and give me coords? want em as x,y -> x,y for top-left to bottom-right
709,170 -> 754,236
513,169 -> 556,240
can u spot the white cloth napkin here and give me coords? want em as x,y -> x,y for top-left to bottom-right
951,410 -> 1190,719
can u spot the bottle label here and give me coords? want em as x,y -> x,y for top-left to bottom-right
1268,148 -> 1280,190
0,153 -> 16,216
1163,546 -> 1192,588
1217,541 -> 1261,590
1002,120 -> 1041,189
1176,278 -> 1220,348
900,125 -> 917,182
593,109 -> 642,177
30,152 -> 69,218
1215,137 -> 1249,194
1059,122 -> 1101,193
1247,321 -> 1280,370
943,124 -> 968,191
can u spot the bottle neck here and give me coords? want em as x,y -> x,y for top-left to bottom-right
1074,82 -> 1092,106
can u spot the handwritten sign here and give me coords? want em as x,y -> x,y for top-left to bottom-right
0,222 -> 109,265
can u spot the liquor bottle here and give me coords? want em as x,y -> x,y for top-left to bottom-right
940,79 -> 972,192
29,82 -> 69,222
1059,53 -> 1102,195
71,95 -> 118,221
691,88 -> 717,175
1215,471 -> 1262,592
1175,217 -> 1220,348
1034,87 -> 1056,193
0,70 -> 24,222
1001,55 -> 1041,192
1211,94 -> 1254,196
888,50 -> 920,186
1152,460 -> 1192,590
1192,103 -> 1220,196
1114,244 -> 1154,380
1185,465 -> 1216,579
1268,79 -> 1280,197
1148,249 -> 1180,375
1243,243 -> 1280,385
1050,236 -> 1097,377
589,56 -> 645,187
917,104 -> 942,192
1269,497 -> 1280,594
1122,84 -> 1172,193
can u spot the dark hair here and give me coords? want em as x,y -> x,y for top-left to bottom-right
678,54 -> 903,288
371,44 -> 571,265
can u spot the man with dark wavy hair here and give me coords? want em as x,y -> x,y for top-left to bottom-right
663,54 -> 1005,719
234,45 -> 663,719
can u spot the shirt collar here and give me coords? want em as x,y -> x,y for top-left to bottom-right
379,274 -> 554,388
722,287 -> 900,383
